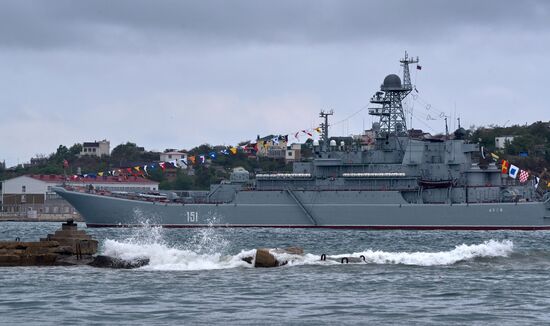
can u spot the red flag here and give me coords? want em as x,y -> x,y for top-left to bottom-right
501,160 -> 509,174
519,170 -> 529,183
159,162 -> 166,171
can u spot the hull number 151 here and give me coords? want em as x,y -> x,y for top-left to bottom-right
186,211 -> 199,222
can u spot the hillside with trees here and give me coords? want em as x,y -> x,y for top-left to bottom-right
467,121 -> 550,176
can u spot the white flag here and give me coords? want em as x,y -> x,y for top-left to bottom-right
534,177 -> 540,189
509,164 -> 519,179
180,157 -> 188,166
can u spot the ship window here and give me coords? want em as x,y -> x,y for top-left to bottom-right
22,185 -> 26,193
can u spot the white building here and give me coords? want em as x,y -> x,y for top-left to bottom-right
495,136 -> 515,150
160,151 -> 187,164
285,143 -> 302,163
80,140 -> 110,157
1,174 -> 158,214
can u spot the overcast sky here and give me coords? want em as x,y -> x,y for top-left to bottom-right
1,0 -> 549,166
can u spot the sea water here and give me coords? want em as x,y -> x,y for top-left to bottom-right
1,222 -> 550,325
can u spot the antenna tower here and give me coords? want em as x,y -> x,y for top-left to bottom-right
368,51 -> 419,137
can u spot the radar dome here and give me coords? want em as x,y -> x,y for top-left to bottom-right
381,74 -> 402,91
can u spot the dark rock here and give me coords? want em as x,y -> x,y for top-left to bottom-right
254,247 -> 304,268
278,247 -> 304,255
88,255 -> 150,269
254,248 -> 279,268
241,256 -> 253,264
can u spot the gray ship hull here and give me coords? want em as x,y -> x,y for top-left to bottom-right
55,187 -> 550,230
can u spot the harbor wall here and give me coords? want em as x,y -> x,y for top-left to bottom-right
0,212 -> 83,222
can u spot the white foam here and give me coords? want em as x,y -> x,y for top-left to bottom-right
101,221 -> 254,271
101,234 -> 514,271
322,239 -> 513,266
103,239 -> 255,271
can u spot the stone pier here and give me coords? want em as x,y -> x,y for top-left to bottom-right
0,219 -> 98,266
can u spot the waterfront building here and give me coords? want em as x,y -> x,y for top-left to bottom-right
1,174 -> 158,214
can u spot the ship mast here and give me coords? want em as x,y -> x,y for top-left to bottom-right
401,51 -> 417,91
368,51 -> 418,137
319,110 -> 333,152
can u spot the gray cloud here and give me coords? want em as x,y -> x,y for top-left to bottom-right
1,1 -> 549,166
1,1 -> 549,50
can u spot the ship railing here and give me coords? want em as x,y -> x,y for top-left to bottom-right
245,186 -> 420,192
342,172 -> 407,178
256,173 -> 312,180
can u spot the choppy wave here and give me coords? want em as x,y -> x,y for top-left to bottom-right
285,239 -> 514,267
103,239 -> 255,271
102,224 -> 514,270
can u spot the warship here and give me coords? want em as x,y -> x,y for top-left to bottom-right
55,54 -> 550,229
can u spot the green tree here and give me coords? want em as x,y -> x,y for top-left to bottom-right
111,142 -> 143,166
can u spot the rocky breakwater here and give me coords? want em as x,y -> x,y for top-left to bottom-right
0,220 -> 148,269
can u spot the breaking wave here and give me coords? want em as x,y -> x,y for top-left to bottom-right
101,225 -> 514,271
102,222 -> 252,271
285,239 -> 514,267
102,239 -> 255,271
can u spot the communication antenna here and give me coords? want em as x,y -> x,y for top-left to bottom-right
445,116 -> 449,139
401,51 -> 419,91
319,110 -> 334,152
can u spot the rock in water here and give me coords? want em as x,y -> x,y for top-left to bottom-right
254,247 -> 304,268
88,255 -> 150,269
254,249 -> 279,268
275,247 -> 304,255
